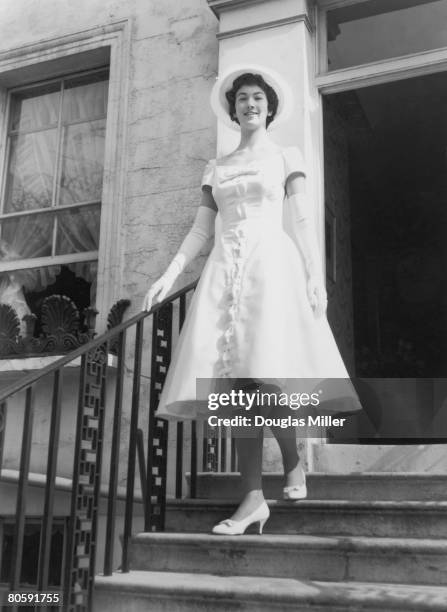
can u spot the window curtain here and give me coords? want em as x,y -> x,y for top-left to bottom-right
0,77 -> 107,307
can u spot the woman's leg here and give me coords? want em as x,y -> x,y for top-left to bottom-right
268,419 -> 305,487
227,379 -> 266,520
230,426 -> 265,520
258,385 -> 304,487
231,411 -> 303,519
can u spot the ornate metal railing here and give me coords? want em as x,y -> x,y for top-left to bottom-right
0,279 -> 221,611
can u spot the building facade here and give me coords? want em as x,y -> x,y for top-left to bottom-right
1,0 -> 447,596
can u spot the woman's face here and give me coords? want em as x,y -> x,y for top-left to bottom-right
234,84 -> 270,130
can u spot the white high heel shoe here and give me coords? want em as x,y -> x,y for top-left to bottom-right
283,465 -> 307,501
212,501 -> 270,535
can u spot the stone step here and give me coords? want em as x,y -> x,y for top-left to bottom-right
129,533 -> 447,586
312,443 -> 447,473
165,498 -> 447,538
188,472 -> 447,501
94,571 -> 447,611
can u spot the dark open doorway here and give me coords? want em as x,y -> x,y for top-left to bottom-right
324,71 -> 447,379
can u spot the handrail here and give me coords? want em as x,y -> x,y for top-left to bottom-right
0,278 -> 199,402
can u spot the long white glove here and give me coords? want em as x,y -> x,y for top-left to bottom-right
289,192 -> 327,317
142,205 -> 216,311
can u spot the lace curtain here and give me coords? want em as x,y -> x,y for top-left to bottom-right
0,74 -> 108,311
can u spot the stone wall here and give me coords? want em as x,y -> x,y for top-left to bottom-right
0,0 -> 218,318
0,0 -> 218,492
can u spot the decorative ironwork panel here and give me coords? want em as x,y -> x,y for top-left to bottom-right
64,343 -> 108,612
147,303 -> 173,532
203,422 -> 219,472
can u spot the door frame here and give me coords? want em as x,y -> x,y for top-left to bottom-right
314,5 -> 447,367
314,8 -> 447,282
316,45 -> 447,94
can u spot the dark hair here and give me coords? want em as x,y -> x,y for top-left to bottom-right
225,73 -> 279,128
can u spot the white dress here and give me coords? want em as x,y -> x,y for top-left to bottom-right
156,147 -> 356,419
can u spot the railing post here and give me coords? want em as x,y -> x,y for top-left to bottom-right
0,400 -> 6,475
104,330 -> 126,576
175,422 -> 184,499
122,321 -> 144,572
231,435 -> 237,472
220,427 -> 227,472
10,386 -> 35,591
63,343 -> 108,612
190,421 -> 197,498
145,302 -> 172,532
38,368 -> 63,591
175,293 -> 187,499
136,428 -> 148,507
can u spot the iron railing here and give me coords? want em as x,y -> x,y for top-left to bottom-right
0,278 -> 237,611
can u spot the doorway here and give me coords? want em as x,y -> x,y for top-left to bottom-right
323,71 -> 447,379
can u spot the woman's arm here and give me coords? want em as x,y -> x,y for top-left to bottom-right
142,190 -> 217,311
286,174 -> 327,317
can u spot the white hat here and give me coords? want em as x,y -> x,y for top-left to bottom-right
210,63 -> 293,131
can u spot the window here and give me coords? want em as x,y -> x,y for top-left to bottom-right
0,68 -> 109,335
0,517 -> 67,586
324,0 -> 447,72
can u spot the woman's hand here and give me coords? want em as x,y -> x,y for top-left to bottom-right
142,202 -> 216,313
142,273 -> 175,312
307,275 -> 327,317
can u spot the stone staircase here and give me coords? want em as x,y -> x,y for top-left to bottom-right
94,473 -> 447,611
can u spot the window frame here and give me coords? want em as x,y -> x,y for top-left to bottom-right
316,0 -> 447,86
0,66 -> 108,279
312,0 -> 447,330
0,21 -> 130,332
0,515 -> 68,587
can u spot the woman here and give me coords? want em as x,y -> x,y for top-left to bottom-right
142,65 -> 353,535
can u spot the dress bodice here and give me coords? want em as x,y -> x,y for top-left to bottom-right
201,147 -> 306,232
